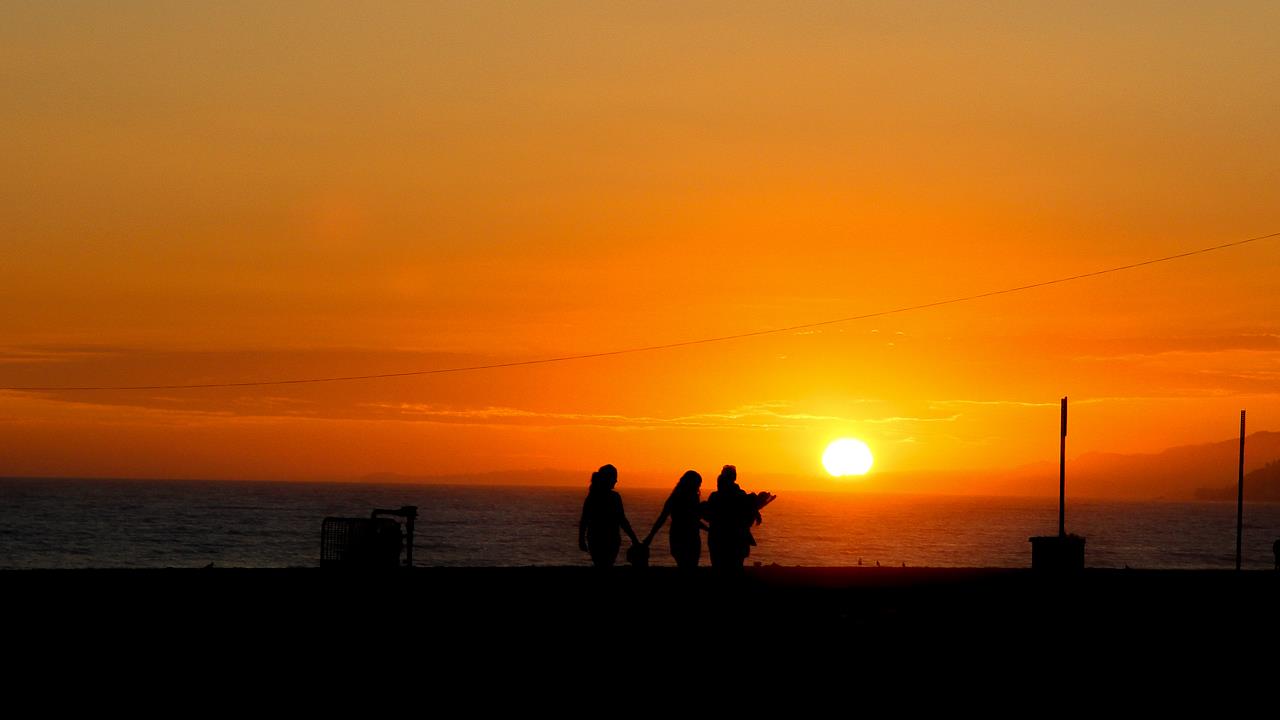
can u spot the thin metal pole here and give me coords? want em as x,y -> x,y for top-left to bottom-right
1059,396 -> 1067,538
1236,410 -> 1245,571
404,506 -> 417,569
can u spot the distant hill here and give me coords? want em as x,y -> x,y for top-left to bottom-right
998,431 -> 1280,501
1196,457 -> 1280,502
360,469 -> 585,487
360,468 -> 688,489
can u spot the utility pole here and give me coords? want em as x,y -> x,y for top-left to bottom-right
1059,396 -> 1067,538
1236,410 -> 1245,571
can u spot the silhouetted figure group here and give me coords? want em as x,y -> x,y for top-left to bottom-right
579,463 -> 775,572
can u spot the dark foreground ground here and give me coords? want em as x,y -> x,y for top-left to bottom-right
7,566 -> 1278,696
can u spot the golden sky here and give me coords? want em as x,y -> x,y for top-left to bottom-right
3,3 -> 1278,489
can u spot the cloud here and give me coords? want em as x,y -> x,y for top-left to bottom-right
931,399 -> 1059,408
358,400 -> 942,431
928,397 -> 1208,408
1074,334 -> 1280,360
862,414 -> 960,424
362,402 -> 798,429
0,345 -> 122,365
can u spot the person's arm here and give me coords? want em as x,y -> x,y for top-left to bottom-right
617,495 -> 639,545
643,496 -> 673,545
752,491 -> 776,525
579,498 -> 590,552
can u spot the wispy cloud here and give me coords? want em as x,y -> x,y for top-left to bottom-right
863,414 -> 960,424
672,402 -> 850,423
931,392 -> 1280,411
359,400 -> 937,430
0,345 -> 121,365
931,397 -> 1157,410
4,387 -> 965,434
1073,334 -> 1280,360
931,399 -> 1059,408
362,402 -> 799,429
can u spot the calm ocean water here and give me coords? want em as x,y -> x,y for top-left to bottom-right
2,478 -> 1278,570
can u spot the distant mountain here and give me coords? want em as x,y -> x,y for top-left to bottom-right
999,431 -> 1280,501
1196,457 -> 1280,502
358,468 -> 691,488
360,469 -> 585,487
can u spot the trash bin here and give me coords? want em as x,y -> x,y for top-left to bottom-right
321,516 -> 403,568
1029,534 -> 1085,571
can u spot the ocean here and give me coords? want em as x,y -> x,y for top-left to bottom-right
2,478 -> 1278,570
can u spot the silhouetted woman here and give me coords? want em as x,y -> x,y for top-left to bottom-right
578,464 -> 640,568
642,470 -> 708,570
702,465 -> 775,571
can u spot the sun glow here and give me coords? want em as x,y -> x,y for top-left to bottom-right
823,438 -> 874,477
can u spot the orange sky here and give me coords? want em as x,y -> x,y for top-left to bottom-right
2,3 -> 1278,489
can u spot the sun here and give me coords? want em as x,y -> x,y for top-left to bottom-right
823,438 -> 874,477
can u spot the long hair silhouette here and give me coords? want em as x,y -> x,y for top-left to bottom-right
644,470 -> 707,570
578,464 -> 639,568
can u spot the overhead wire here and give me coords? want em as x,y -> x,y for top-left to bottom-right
3,230 -> 1277,392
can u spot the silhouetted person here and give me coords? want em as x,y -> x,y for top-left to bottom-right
578,464 -> 640,568
642,470 -> 708,570
702,465 -> 775,572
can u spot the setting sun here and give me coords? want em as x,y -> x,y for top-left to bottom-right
823,439 -> 874,478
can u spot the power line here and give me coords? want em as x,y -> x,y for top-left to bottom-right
4,230 -> 1278,392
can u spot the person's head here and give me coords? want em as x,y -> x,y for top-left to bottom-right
590,464 -> 618,493
717,464 -> 737,491
675,470 -> 702,497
